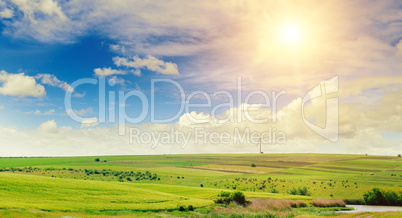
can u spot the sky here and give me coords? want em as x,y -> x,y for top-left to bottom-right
0,0 -> 401,156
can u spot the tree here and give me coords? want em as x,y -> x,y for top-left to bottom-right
398,154 -> 401,157
214,191 -> 247,206
363,188 -> 402,206
231,191 -> 246,205
95,158 -> 100,162
251,163 -> 256,167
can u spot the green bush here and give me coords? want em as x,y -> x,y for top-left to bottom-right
270,187 -> 279,193
251,163 -> 256,167
178,205 -> 186,211
95,158 -> 100,162
188,205 -> 194,211
218,191 -> 231,197
289,186 -> 309,196
214,191 -> 247,206
231,191 -> 246,205
214,197 -> 231,204
363,188 -> 402,206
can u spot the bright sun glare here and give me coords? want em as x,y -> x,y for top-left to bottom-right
280,24 -> 302,45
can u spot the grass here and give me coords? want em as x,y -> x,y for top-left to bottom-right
311,199 -> 346,207
0,173 -> 213,211
248,198 -> 307,210
0,153 -> 400,216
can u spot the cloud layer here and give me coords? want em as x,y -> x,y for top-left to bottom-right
0,70 -> 46,97
113,55 -> 179,75
1,91 -> 401,156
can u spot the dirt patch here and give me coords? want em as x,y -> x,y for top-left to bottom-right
314,166 -> 381,172
191,166 -> 265,174
361,156 -> 398,160
386,169 -> 402,172
301,167 -> 357,174
221,161 -> 313,169
270,171 -> 296,175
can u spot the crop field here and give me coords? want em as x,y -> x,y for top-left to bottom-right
0,153 -> 401,217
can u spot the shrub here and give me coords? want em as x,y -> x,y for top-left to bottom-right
214,191 -> 232,204
231,191 -> 246,205
178,205 -> 186,211
214,191 -> 248,206
363,188 -> 402,206
398,154 -> 401,157
200,184 -> 203,187
269,188 -> 279,193
188,205 -> 194,211
218,191 -> 231,197
288,186 -> 309,196
95,158 -> 100,162
311,199 -> 346,207
214,197 -> 231,204
251,163 -> 256,167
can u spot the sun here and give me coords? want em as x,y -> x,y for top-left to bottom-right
255,20 -> 309,61
280,23 -> 302,45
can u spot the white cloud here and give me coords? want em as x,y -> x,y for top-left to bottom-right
73,107 -> 93,116
80,118 -> 99,128
6,0 -> 70,42
94,67 -> 126,77
0,1 -> 13,18
397,40 -> 402,55
72,92 -> 86,98
0,70 -> 46,97
109,76 -> 125,86
38,119 -> 58,133
0,8 -> 13,18
25,109 -> 55,115
113,55 -> 179,75
130,69 -> 141,76
35,74 -> 69,91
110,44 -> 126,54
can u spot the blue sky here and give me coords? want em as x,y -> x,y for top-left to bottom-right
0,0 -> 401,156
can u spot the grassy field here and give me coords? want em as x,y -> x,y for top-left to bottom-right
0,153 -> 401,217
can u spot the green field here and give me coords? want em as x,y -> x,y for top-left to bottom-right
0,153 -> 401,217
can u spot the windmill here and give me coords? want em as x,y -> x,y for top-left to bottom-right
256,137 -> 263,154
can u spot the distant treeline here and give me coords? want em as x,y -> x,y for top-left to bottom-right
363,188 -> 402,206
